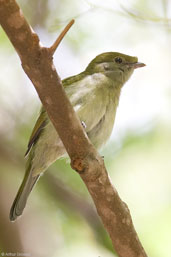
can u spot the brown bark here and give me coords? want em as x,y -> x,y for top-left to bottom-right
0,1 -> 148,256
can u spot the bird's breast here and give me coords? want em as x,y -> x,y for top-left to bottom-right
86,86 -> 121,149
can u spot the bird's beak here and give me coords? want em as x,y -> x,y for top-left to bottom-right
128,62 -> 146,69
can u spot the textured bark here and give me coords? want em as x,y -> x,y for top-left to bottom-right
0,1 -> 148,256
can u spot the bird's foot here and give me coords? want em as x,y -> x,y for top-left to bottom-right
81,121 -> 86,129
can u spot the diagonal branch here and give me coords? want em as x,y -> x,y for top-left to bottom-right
0,1 -> 148,256
49,19 -> 75,55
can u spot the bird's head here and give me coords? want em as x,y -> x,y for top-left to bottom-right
86,52 -> 145,85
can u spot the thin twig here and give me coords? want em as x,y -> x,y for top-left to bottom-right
49,19 -> 75,55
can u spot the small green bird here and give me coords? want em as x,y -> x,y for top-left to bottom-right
10,52 -> 145,221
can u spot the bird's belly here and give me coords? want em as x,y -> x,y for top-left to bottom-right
31,89 -> 119,175
87,100 -> 117,149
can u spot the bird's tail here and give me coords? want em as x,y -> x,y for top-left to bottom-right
9,162 -> 40,222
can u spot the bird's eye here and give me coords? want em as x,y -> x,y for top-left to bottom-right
115,57 -> 122,64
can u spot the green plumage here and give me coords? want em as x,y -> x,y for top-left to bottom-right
10,52 -> 145,221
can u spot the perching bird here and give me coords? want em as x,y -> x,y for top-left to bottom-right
10,52 -> 145,221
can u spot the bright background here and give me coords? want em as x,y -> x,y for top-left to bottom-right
0,0 -> 171,256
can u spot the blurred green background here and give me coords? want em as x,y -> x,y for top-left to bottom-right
0,0 -> 171,256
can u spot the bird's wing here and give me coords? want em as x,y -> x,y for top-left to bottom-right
24,74 -> 86,157
25,107 -> 47,156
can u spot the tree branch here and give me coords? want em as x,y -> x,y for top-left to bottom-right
49,19 -> 75,55
0,1 -> 148,256
43,172 -> 113,252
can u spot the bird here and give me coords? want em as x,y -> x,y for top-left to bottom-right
9,52 -> 145,221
